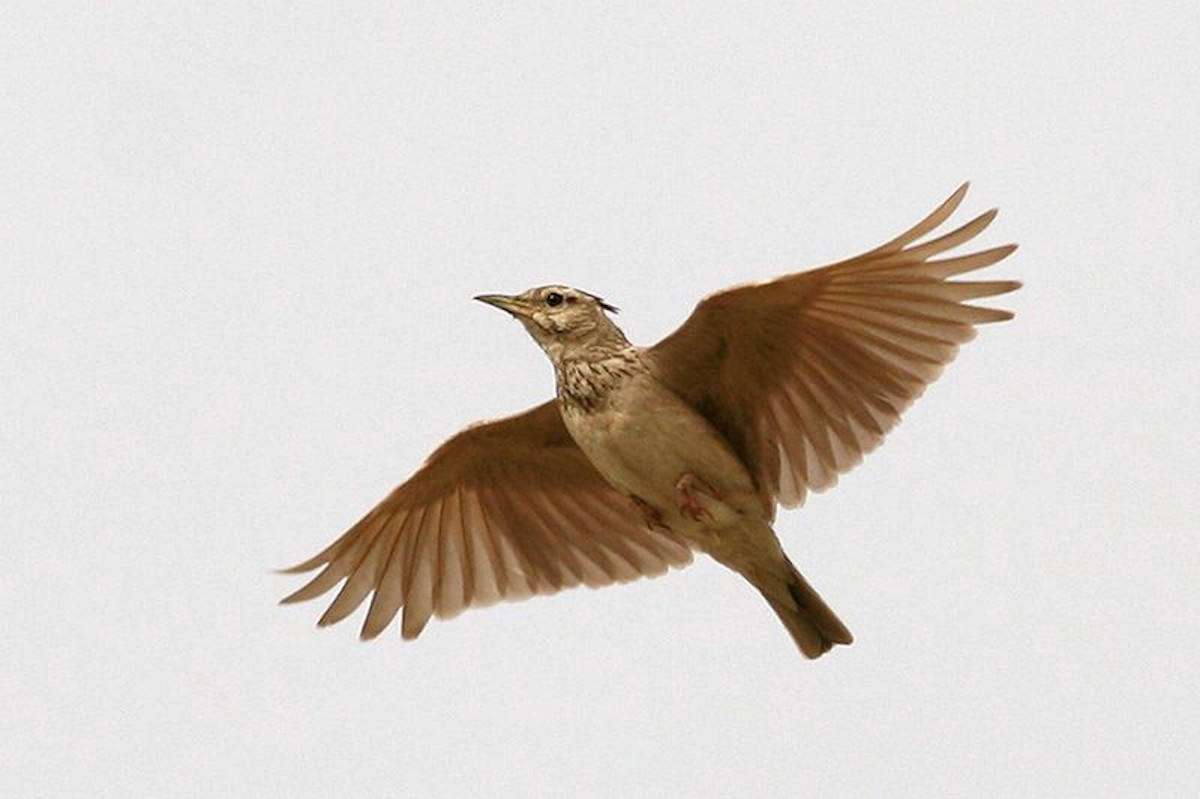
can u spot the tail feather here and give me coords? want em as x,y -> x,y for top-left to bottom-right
762,558 -> 853,659
707,517 -> 853,659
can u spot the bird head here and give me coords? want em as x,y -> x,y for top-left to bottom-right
475,285 -> 628,363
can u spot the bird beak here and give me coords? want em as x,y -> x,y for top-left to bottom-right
474,293 -> 533,318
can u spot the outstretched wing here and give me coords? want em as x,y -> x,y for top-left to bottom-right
281,401 -> 693,639
649,183 -> 1020,510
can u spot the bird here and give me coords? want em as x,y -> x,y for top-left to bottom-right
280,183 -> 1019,659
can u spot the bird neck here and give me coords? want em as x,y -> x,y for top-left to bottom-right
554,345 -> 645,412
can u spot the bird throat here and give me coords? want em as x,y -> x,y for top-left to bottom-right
555,347 -> 645,412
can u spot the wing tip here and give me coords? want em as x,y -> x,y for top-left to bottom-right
359,620 -> 388,641
318,604 -> 353,628
937,181 -> 971,220
279,586 -> 314,605
979,307 -> 1016,323
277,559 -> 321,576
401,613 -> 430,640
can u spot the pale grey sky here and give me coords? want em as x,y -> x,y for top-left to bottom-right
3,3 -> 1197,797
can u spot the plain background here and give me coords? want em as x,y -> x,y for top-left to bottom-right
4,3 -> 1197,797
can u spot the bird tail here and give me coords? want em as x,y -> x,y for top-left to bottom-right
757,554 -> 854,659
711,516 -> 854,659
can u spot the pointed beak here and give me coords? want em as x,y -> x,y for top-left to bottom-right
474,293 -> 533,318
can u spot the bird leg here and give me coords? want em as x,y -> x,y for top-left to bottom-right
675,474 -> 719,526
631,496 -> 672,533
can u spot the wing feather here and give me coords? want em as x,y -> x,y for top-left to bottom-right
435,492 -> 468,620
649,184 -> 1019,509
859,182 -> 970,256
523,487 -> 616,586
550,495 -> 647,582
460,489 -> 503,607
401,500 -> 441,639
317,512 -> 395,626
281,401 -> 692,639
360,507 -> 423,640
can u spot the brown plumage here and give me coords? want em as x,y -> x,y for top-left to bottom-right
281,183 -> 1019,658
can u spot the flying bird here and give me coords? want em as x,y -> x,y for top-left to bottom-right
281,183 -> 1019,658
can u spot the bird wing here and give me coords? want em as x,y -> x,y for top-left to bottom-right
281,400 -> 693,639
648,183 -> 1020,510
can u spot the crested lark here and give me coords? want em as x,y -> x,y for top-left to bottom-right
282,183 -> 1019,658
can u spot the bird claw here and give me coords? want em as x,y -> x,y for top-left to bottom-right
631,496 -> 672,533
676,474 -> 718,525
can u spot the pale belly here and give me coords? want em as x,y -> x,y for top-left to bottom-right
560,372 -> 764,528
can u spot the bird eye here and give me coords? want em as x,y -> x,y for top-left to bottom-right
545,292 -> 564,307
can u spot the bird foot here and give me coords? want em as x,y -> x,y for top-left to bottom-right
676,474 -> 718,525
631,496 -> 672,533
